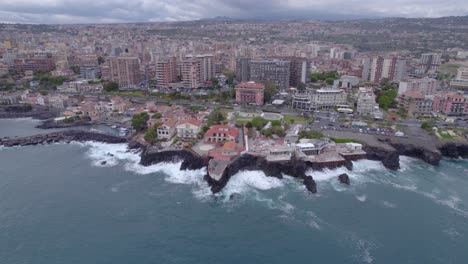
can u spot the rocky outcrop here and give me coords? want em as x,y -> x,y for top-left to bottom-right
0,130 -> 127,147
391,143 -> 442,166
363,145 -> 400,170
338,173 -> 350,185
303,176 -> 317,193
0,105 -> 58,120
205,155 -> 317,194
36,117 -> 92,129
139,148 -> 207,171
439,143 -> 468,159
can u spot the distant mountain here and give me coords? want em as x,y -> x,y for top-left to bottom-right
198,16 -> 235,21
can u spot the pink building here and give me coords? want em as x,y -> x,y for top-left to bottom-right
433,93 -> 468,116
235,82 -> 265,106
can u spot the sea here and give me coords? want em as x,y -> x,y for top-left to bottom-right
1,118 -> 468,264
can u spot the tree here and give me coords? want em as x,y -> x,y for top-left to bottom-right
103,82 -> 119,92
97,56 -> 105,65
290,118 -> 295,124
271,120 -> 281,127
70,65 -> 80,74
299,130 -> 325,139
152,112 -> 162,119
132,112 -> 149,132
245,121 -> 253,129
297,82 -> 306,92
251,116 -> 268,130
264,81 -> 277,103
207,108 -> 226,126
144,127 -> 157,143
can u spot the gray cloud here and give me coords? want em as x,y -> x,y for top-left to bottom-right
0,0 -> 467,24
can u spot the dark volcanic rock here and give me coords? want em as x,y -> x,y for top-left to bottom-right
439,143 -> 468,159
140,149 -> 206,171
204,155 -> 318,194
391,143 -> 441,166
36,117 -> 92,129
363,145 -> 400,170
0,105 -> 59,120
303,176 -> 317,193
338,173 -> 350,185
128,140 -> 144,150
0,130 -> 127,147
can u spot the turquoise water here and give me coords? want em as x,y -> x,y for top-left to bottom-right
0,119 -> 468,263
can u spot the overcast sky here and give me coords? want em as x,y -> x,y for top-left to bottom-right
0,0 -> 467,24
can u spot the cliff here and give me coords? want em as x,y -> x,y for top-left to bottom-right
140,148 -> 207,171
439,143 -> 468,159
205,154 -> 317,194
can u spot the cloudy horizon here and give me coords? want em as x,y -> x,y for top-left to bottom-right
0,0 -> 467,24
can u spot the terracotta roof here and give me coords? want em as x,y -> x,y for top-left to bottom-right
236,82 -> 265,89
205,125 -> 239,138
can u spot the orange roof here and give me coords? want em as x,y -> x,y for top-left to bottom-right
236,82 -> 265,89
205,125 -> 239,138
223,141 -> 236,151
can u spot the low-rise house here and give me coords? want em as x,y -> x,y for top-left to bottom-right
204,125 -> 239,143
295,139 -> 330,156
176,119 -> 203,140
157,119 -> 177,140
398,91 -> 433,116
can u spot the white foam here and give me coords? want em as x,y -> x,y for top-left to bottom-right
78,141 -> 211,199
356,195 -> 367,202
381,200 -> 396,208
222,170 -> 284,197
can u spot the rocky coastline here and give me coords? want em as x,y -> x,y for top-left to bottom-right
0,105 -> 59,120
1,129 -> 467,195
35,117 -> 93,129
0,130 -> 127,147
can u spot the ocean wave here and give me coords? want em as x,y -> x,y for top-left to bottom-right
221,170 -> 284,198
356,194 -> 367,202
78,141 -> 210,199
380,200 -> 397,208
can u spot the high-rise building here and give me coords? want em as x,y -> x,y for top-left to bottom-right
236,58 -> 251,82
398,78 -> 439,96
369,56 -> 406,83
196,54 -> 215,82
288,57 -> 310,88
361,58 -> 371,81
109,57 -> 141,88
250,59 -> 290,90
418,53 -> 442,74
13,55 -> 55,73
181,57 -> 202,89
155,57 -> 178,88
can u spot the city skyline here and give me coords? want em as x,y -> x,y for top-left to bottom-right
1,0 -> 468,24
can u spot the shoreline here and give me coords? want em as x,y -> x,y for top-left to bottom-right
1,130 -> 467,194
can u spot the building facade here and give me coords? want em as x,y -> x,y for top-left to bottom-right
109,57 -> 141,88
235,82 -> 265,106
155,56 -> 178,88
250,59 -> 290,90
292,88 -> 347,111
398,78 -> 438,96
235,57 -> 251,82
